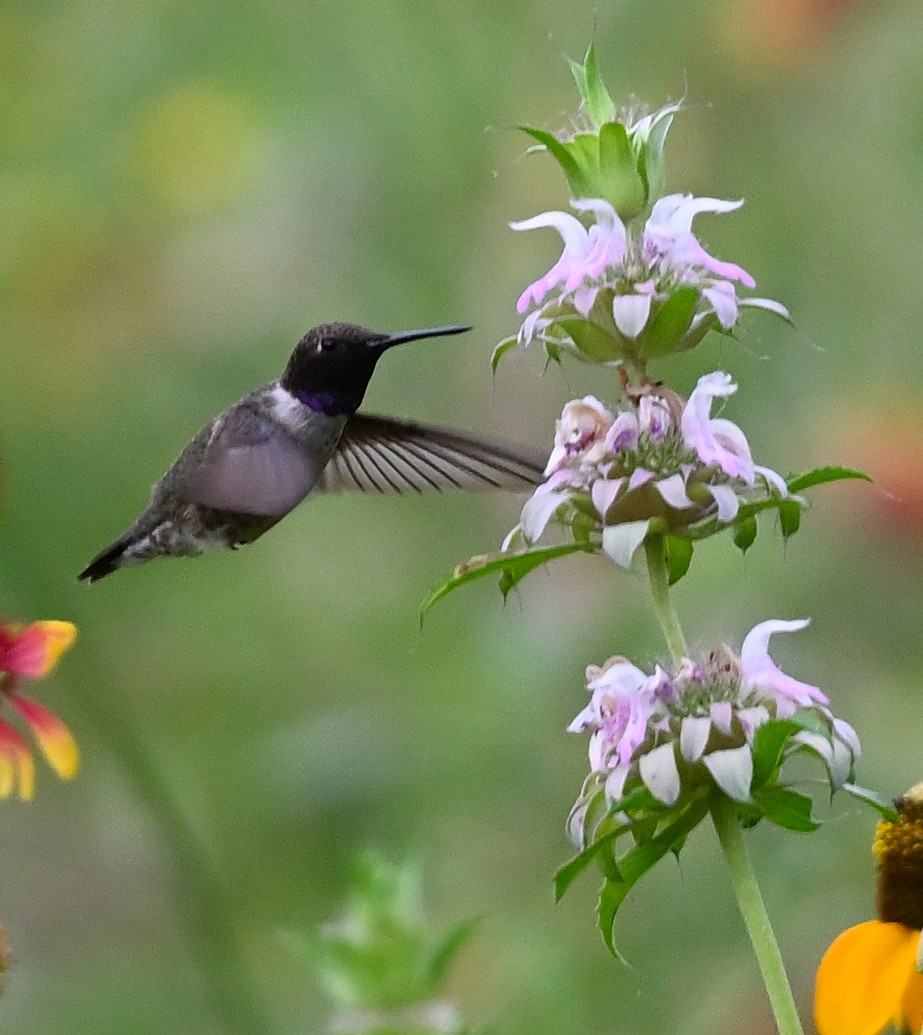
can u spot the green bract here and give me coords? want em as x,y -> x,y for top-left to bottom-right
520,43 -> 679,220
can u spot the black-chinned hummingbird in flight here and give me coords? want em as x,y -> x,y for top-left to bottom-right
78,323 -> 544,582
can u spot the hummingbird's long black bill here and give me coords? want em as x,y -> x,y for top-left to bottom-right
379,325 -> 472,349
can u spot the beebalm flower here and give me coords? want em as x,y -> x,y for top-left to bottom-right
815,783 -> 923,1035
507,371 -> 787,565
0,621 -> 79,800
510,195 -> 788,364
567,619 -> 858,848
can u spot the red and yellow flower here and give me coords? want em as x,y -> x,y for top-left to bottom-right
0,620 -> 79,800
815,783 -> 923,1035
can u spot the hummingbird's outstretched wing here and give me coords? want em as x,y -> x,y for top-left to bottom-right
316,414 -> 545,494
185,408 -> 321,516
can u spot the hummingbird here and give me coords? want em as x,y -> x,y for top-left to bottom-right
78,322 -> 545,582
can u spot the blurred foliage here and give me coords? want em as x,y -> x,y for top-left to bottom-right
1,1 -> 923,1033
290,853 -> 476,1033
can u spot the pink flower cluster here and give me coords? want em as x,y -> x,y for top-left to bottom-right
566,620 -> 860,845
511,195 -> 788,354
509,372 -> 787,558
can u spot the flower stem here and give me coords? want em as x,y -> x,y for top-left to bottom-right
74,663 -> 274,1035
711,797 -> 805,1035
644,535 -> 687,663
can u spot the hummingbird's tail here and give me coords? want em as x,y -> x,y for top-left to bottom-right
78,535 -> 130,582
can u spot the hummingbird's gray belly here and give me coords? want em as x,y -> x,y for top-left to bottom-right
120,503 -> 282,564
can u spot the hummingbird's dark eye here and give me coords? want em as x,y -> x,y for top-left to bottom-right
318,337 -> 339,353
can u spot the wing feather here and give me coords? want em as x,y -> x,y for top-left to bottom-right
317,414 -> 544,494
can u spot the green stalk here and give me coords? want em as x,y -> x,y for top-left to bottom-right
644,535 -> 687,663
711,797 -> 805,1035
76,662 -> 273,1035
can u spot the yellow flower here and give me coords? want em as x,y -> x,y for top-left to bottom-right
815,783 -> 923,1035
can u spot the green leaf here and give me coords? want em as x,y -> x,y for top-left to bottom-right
751,719 -> 805,788
732,514 -> 757,553
490,336 -> 517,374
786,466 -> 872,493
554,784 -> 669,902
843,783 -> 900,822
426,918 -> 478,991
664,535 -> 693,585
419,543 -> 594,620
551,315 -> 622,361
598,122 -> 644,215
520,126 -> 590,196
568,56 -> 588,103
636,105 -> 679,202
778,499 -> 802,537
639,287 -> 698,358
788,709 -> 832,738
579,41 -> 615,127
544,341 -> 562,366
753,786 -> 820,832
596,797 -> 710,954
569,132 -> 602,179
597,878 -> 629,960
554,827 -> 623,902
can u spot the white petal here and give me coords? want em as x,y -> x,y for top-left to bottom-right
628,467 -> 654,490
828,736 -> 853,788
606,412 -> 640,452
592,478 -> 623,519
741,619 -> 810,666
710,700 -> 733,734
612,292 -> 653,339
604,764 -> 630,807
567,702 -> 597,734
833,718 -> 861,759
702,283 -> 740,329
703,746 -> 753,802
680,715 -> 711,762
755,464 -> 788,495
520,489 -> 568,541
655,473 -> 694,510
510,209 -> 588,248
706,483 -> 740,523
739,297 -> 791,320
737,705 -> 770,742
602,520 -> 650,568
639,743 -> 681,805
566,800 -> 588,848
500,523 -> 523,552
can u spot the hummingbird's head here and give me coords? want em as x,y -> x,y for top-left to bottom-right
280,322 -> 471,416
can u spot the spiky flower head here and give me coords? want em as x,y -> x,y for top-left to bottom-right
567,619 -> 858,850
501,195 -> 788,369
505,372 -> 789,572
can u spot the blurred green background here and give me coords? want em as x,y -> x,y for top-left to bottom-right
2,0 -> 922,1032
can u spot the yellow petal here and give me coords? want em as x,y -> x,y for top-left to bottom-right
815,920 -> 920,1035
8,695 -> 79,779
0,754 -> 13,798
901,967 -> 923,1033
16,752 -> 34,802
28,621 -> 77,677
0,722 -> 34,801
